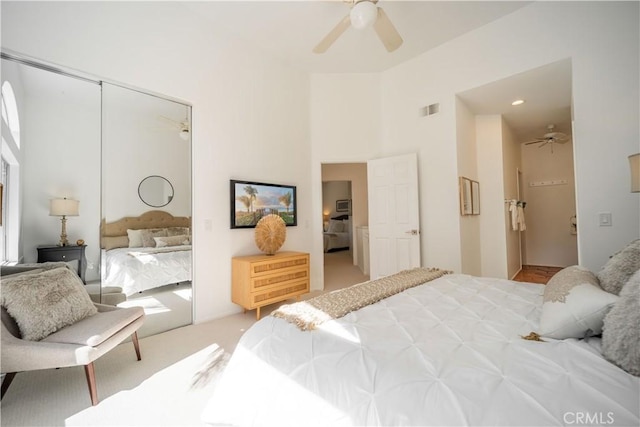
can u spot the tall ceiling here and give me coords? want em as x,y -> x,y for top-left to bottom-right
183,1 -> 532,74
6,1 -> 572,144
183,0 -> 570,143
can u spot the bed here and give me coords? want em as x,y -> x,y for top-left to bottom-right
100,210 -> 192,296
202,248 -> 640,426
323,215 -> 351,252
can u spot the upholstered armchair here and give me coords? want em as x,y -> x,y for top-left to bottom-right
0,264 -> 145,406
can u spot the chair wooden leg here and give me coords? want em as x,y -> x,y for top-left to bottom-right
131,331 -> 142,361
84,363 -> 98,406
1,372 -> 17,400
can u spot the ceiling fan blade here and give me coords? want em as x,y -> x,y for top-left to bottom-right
538,141 -> 550,148
524,139 -> 544,145
373,8 -> 403,52
313,14 -> 351,54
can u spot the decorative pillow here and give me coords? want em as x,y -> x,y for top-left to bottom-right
140,228 -> 168,247
103,235 -> 129,250
538,265 -> 618,339
154,234 -> 190,248
166,227 -> 190,237
597,239 -> 640,295
601,269 -> 640,376
127,229 -> 144,248
327,220 -> 344,233
0,267 -> 97,341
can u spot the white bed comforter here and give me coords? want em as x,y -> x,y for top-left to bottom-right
101,245 -> 191,296
202,274 -> 639,426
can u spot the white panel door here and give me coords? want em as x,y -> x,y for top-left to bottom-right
367,153 -> 421,279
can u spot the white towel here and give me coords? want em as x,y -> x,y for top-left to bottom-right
517,205 -> 526,231
509,201 -> 527,231
509,201 -> 518,231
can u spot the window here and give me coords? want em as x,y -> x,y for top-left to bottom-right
1,80 -> 21,264
1,81 -> 20,147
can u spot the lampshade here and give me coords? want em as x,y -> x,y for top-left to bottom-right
630,153 -> 640,193
50,198 -> 80,216
350,1 -> 378,30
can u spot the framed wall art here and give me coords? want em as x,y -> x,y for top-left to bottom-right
230,180 -> 297,229
336,199 -> 351,213
459,177 -> 472,215
471,180 -> 480,215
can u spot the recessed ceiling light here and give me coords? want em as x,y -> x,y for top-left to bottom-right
512,99 -> 525,106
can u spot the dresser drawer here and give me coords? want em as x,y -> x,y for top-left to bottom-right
250,279 -> 309,309
232,251 -> 310,319
249,256 -> 309,277
250,267 -> 309,291
38,248 -> 77,262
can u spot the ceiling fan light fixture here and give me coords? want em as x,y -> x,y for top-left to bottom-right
350,1 -> 377,30
511,99 -> 525,106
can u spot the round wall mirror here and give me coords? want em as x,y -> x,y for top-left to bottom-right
138,175 -> 174,207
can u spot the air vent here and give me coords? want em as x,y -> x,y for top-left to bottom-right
420,103 -> 440,117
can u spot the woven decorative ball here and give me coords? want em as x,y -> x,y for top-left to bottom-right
254,214 -> 286,255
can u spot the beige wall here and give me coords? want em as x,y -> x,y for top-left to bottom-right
477,115 -> 508,278
521,139 -> 578,267
456,97 -> 481,276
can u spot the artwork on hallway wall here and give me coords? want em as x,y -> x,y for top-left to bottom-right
460,177 -> 472,215
336,199 -> 351,213
460,177 -> 480,216
471,180 -> 480,215
230,179 -> 297,228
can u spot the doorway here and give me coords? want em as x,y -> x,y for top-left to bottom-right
456,58 -> 577,277
321,163 -> 369,290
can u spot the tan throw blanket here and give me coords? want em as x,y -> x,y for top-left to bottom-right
272,267 -> 451,331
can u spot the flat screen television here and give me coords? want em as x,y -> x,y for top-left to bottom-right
230,179 -> 297,229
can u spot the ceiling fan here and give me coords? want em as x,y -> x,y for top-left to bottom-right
524,124 -> 570,151
313,0 -> 403,54
158,115 -> 190,141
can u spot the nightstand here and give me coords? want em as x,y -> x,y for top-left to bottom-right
37,244 -> 87,283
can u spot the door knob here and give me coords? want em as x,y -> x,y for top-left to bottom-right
405,229 -> 419,235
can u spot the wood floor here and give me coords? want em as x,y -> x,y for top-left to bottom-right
512,265 -> 563,285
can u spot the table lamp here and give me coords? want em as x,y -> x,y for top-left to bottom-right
49,198 -> 79,246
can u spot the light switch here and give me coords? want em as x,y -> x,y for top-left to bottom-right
598,212 -> 612,227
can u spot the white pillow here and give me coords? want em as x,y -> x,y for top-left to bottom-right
538,265 -> 618,339
327,220 -> 344,233
127,229 -> 144,248
154,235 -> 190,248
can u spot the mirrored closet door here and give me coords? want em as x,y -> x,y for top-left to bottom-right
1,53 -> 193,338
101,83 -> 192,338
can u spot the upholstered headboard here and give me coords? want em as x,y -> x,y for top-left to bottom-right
100,210 -> 191,249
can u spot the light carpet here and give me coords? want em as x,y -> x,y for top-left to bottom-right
120,281 -> 193,339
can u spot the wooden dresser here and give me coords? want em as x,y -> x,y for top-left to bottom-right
232,251 -> 310,319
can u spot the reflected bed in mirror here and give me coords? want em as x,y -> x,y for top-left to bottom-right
100,210 -> 191,296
